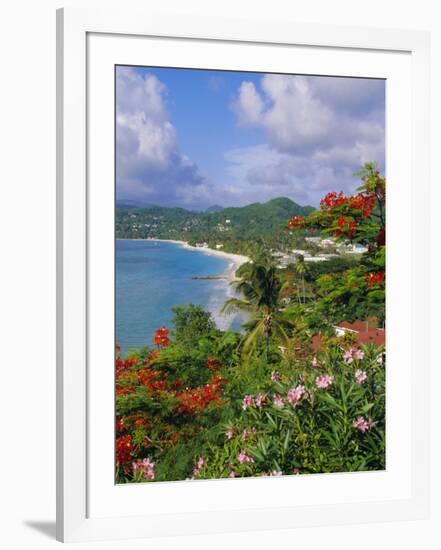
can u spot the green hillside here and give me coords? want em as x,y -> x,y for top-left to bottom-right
116,197 -> 315,254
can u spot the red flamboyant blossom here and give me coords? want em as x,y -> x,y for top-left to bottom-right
320,191 -> 376,218
348,193 -> 376,217
133,417 -> 149,429
116,385 -> 136,397
116,416 -> 125,434
365,271 -> 385,286
207,356 -> 221,371
335,217 -> 357,239
320,191 -> 347,209
137,367 -> 169,393
287,215 -> 305,229
153,327 -> 170,348
287,191 -> 376,241
115,354 -> 138,377
116,434 -> 134,468
175,375 -> 224,414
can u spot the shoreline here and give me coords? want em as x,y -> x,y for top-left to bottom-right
119,238 -> 250,281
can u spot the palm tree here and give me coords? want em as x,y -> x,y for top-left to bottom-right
221,262 -> 290,359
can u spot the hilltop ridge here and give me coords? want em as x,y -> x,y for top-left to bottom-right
116,197 -> 315,250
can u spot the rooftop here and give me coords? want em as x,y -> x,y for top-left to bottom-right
312,320 -> 385,350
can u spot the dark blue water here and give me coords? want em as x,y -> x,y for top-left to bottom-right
116,240 -> 243,354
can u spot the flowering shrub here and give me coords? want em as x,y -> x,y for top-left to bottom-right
116,434 -> 134,473
287,162 -> 385,248
365,271 -> 385,287
174,375 -> 224,414
153,327 -> 170,348
198,343 -> 385,478
116,320 -> 385,483
115,165 -> 386,483
133,458 -> 155,481
285,163 -> 385,324
115,315 -> 233,482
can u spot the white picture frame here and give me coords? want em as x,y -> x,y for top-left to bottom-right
56,7 -> 430,543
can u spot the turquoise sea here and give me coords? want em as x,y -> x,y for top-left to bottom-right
116,239 -> 245,354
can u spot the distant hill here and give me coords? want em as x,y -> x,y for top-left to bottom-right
116,197 -> 315,252
205,204 -> 224,213
116,199 -> 155,209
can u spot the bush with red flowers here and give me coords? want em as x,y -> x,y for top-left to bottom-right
287,162 -> 385,248
114,163 -> 386,483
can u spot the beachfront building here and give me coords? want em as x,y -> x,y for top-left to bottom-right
304,256 -> 330,262
305,236 -> 337,248
276,249 -> 338,268
348,243 -> 369,254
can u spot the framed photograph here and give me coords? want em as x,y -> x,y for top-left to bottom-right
56,8 -> 430,543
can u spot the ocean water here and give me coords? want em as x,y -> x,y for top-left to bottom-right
116,240 -> 245,354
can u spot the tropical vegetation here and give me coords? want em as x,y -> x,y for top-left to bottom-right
116,197 -> 314,257
115,163 -> 386,483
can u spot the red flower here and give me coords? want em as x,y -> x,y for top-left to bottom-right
334,216 -> 357,239
174,375 -> 224,414
365,271 -> 385,286
320,191 -> 347,210
153,327 -> 170,348
134,417 -> 149,428
116,434 -> 133,467
137,367 -> 168,393
207,356 -> 221,371
320,191 -> 376,219
116,416 -> 125,434
116,385 -> 136,396
115,355 -> 138,378
287,215 -> 305,229
169,432 -> 181,444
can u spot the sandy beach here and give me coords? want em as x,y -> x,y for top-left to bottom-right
145,238 -> 250,280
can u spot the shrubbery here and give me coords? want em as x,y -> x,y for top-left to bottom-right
115,308 -> 384,483
115,163 -> 386,483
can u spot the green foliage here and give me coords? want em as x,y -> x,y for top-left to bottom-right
171,304 -> 218,349
115,197 -> 314,256
223,261 -> 292,358
115,163 -> 386,484
290,162 -> 385,248
304,255 -> 359,282
314,249 -> 385,324
202,344 -> 385,477
116,325 -> 385,483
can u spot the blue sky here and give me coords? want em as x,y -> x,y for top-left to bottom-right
116,66 -> 385,210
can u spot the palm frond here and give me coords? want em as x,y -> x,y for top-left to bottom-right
241,321 -> 265,357
272,323 -> 290,347
221,298 -> 254,315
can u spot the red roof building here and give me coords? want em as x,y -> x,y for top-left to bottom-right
312,320 -> 385,350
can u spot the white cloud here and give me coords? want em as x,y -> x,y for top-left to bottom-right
232,74 -> 385,157
230,74 -> 385,204
233,75 -> 335,152
116,69 -> 385,209
224,140 -> 383,206
116,67 -> 206,207
233,81 -> 264,125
